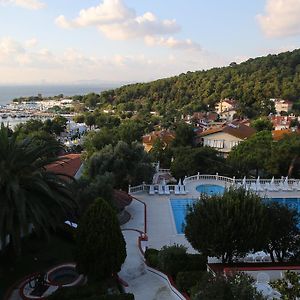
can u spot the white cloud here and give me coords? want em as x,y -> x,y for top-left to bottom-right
257,0 -> 300,37
55,0 -> 134,29
24,37 -> 38,48
0,0 -> 45,10
144,36 -> 202,52
0,36 -> 227,84
55,0 -> 180,40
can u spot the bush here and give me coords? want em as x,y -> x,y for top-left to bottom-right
185,254 -> 207,272
158,244 -> 188,278
144,248 -> 159,268
176,271 -> 206,294
56,223 -> 76,242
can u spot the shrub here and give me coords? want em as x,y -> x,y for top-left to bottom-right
56,223 -> 76,242
158,244 -> 188,278
185,254 -> 207,272
144,248 -> 159,268
176,271 -> 206,294
76,198 -> 126,281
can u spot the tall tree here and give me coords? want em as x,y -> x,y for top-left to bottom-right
228,131 -> 272,177
185,188 -> 267,263
264,202 -> 300,262
76,198 -> 126,281
0,125 -> 76,256
172,122 -> 195,147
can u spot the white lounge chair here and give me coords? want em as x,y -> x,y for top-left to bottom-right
264,182 -> 270,191
270,183 -> 279,191
280,182 -> 292,191
164,185 -> 170,195
250,182 -> 257,191
292,181 -> 299,191
179,184 -> 187,195
149,185 -> 155,195
174,185 -> 180,195
158,185 -> 164,195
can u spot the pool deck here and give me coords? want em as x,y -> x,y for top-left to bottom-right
119,177 -> 300,299
128,178 -> 300,253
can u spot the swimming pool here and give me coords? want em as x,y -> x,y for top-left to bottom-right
196,184 -> 225,195
170,198 -> 300,234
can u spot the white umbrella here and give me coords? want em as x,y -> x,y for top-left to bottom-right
178,178 -> 182,186
256,176 -> 260,185
271,177 -> 275,185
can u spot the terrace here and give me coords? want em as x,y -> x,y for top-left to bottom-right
128,173 -> 300,252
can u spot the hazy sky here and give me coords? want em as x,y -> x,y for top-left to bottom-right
0,0 -> 300,84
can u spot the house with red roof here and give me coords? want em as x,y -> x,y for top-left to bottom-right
198,122 -> 256,157
45,153 -> 82,180
142,130 -> 175,152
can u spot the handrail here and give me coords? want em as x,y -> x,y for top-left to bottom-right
128,174 -> 300,194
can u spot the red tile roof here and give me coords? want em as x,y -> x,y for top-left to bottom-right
199,123 -> 256,140
46,154 -> 82,178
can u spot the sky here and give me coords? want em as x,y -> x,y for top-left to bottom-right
0,0 -> 300,84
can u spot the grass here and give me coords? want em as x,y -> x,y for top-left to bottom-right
0,233 -> 75,299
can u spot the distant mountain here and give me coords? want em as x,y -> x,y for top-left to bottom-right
100,49 -> 300,118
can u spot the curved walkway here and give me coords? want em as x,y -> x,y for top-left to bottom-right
119,199 -> 179,300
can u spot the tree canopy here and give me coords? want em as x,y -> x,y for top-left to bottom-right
96,49 -> 300,118
0,125 -> 76,255
185,188 -> 267,263
76,198 -> 126,281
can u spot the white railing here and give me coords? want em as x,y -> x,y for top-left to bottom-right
128,175 -> 300,194
183,173 -> 235,184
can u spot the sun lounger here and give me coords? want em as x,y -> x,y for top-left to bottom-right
149,185 -> 155,195
174,185 -> 180,195
158,185 -> 164,195
179,185 -> 187,195
250,182 -> 257,191
164,185 -> 170,195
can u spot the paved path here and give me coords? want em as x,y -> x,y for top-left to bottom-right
119,200 -> 178,300
119,231 -> 176,300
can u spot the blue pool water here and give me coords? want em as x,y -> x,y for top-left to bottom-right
170,197 -> 300,234
196,184 -> 225,195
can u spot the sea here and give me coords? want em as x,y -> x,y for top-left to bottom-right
0,84 -> 121,106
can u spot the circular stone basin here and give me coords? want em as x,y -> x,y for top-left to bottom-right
196,184 -> 225,195
48,266 -> 79,286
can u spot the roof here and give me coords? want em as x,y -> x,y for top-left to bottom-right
274,99 -> 293,105
45,154 -> 82,178
199,123 -> 256,140
220,98 -> 236,106
208,263 -> 300,275
272,129 -> 300,141
142,130 -> 175,145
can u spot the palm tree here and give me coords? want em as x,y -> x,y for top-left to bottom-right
0,125 -> 77,256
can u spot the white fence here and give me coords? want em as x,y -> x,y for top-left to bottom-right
129,174 -> 300,194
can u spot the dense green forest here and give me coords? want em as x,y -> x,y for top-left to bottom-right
96,49 -> 300,118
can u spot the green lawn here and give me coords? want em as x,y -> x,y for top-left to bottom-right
0,233 -> 75,299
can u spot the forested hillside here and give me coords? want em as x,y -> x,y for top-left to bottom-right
99,49 -> 300,118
